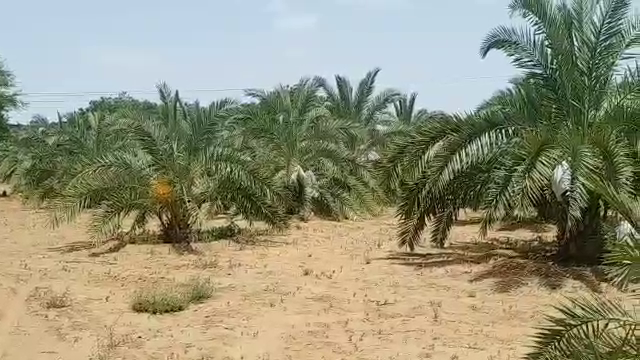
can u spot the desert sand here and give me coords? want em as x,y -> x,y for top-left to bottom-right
0,195 -> 619,360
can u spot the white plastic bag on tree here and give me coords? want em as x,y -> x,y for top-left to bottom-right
304,169 -> 319,198
616,220 -> 638,245
289,165 -> 319,199
365,150 -> 380,161
552,161 -> 571,201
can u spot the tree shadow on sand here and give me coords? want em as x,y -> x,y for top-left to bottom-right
455,216 -> 552,233
48,237 -> 137,257
379,236 -> 602,293
47,225 -> 287,257
453,217 -> 484,226
496,218 -> 553,233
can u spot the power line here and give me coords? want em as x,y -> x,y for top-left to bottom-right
20,87 -> 247,98
17,74 -> 516,99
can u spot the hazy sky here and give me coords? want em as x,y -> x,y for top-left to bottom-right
3,0 -> 534,123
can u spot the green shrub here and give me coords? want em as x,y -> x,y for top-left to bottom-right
131,277 -> 214,314
131,288 -> 188,314
182,277 -> 215,303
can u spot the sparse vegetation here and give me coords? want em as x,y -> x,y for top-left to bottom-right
191,256 -> 219,270
130,277 -> 214,314
182,277 -> 215,303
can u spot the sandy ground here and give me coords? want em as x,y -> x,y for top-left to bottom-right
0,196 -> 623,360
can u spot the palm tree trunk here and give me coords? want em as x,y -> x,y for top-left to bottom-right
556,199 -> 605,265
162,220 -> 192,244
158,210 -> 192,244
535,199 -> 555,222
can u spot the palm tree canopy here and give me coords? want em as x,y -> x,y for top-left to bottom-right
314,68 -> 402,158
392,92 -> 435,126
236,78 -> 384,219
316,68 -> 401,127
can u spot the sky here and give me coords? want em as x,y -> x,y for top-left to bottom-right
2,0 -> 526,123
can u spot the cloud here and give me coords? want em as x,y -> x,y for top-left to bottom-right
266,0 -> 318,31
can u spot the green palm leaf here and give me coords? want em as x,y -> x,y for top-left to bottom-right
527,295 -> 638,360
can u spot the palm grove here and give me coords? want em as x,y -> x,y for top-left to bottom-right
0,0 -> 638,358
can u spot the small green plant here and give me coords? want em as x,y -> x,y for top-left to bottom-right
131,288 -> 187,314
183,277 -> 215,303
131,277 -> 214,314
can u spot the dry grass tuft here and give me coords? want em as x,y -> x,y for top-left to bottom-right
131,277 -> 214,314
33,287 -> 72,309
90,321 -> 130,360
191,256 -> 219,269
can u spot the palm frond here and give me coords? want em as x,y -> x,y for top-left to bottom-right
604,237 -> 640,290
527,295 -> 638,360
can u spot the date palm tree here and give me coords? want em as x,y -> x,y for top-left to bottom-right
46,83 -> 285,243
235,78 -> 384,220
384,92 -> 449,141
383,0 -> 640,263
392,92 -> 434,126
377,92 -> 449,201
0,58 -> 22,138
315,68 -> 401,158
